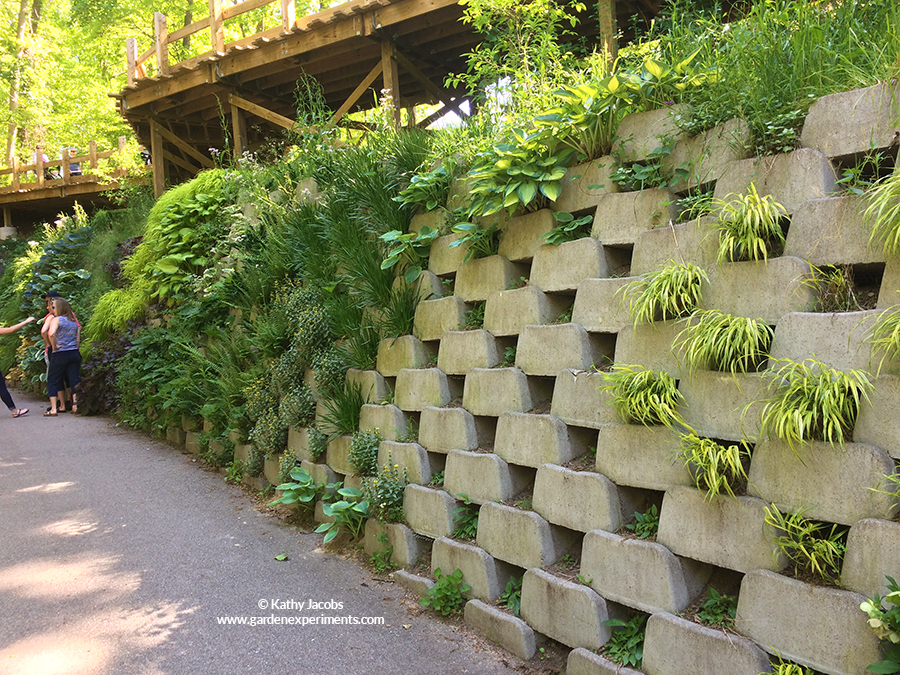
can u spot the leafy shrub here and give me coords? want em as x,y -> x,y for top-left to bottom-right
601,614 -> 647,669
452,495 -> 480,540
363,457 -> 408,523
676,309 -> 773,374
315,486 -> 369,543
624,505 -> 660,540
713,184 -> 787,263
394,164 -> 453,212
348,429 -> 382,476
249,407 -> 288,459
420,568 -> 470,616
278,386 -> 316,429
268,466 -> 320,508
601,364 -> 684,427
542,211 -> 593,245
676,433 -> 750,500
861,576 -> 900,674
379,226 -> 440,284
498,576 -> 522,617
763,505 -> 847,584
449,220 -> 501,262
621,261 -> 708,324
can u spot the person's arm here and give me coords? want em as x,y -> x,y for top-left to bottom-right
0,316 -> 35,335
41,314 -> 52,347
47,316 -> 59,350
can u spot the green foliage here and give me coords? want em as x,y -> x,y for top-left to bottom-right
804,264 -> 865,313
369,532 -> 396,573
676,433 -> 750,500
621,260 -> 708,324
866,166 -> 900,258
677,191 -> 716,222
379,226 -> 440,284
602,614 -> 647,669
380,284 -> 421,339
696,588 -> 737,628
758,358 -> 873,451
601,364 -> 684,427
861,576 -> 900,674
499,576 -> 522,617
82,286 -> 146,347
336,316 -> 381,371
225,460 -> 245,485
420,568 -> 470,617
307,426 -> 328,462
676,309 -> 773,374
460,301 -> 486,330
542,211 -> 593,246
498,346 -> 517,368
319,380 -> 365,441
348,429 -> 382,477
610,144 -> 686,192
249,407 -> 288,459
268,466 -> 320,507
625,505 -> 660,540
363,457 -> 409,524
315,486 -> 369,543
835,152 -> 890,196
763,505 -> 847,584
452,495 -> 480,540
449,219 -> 502,262
769,658 -> 815,675
394,164 -> 453,212
713,184 -> 787,263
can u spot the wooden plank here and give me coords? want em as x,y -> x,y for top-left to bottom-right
88,141 -> 98,172
61,146 -> 70,182
3,207 -> 11,228
228,94 -> 294,130
168,16 -> 211,44
222,0 -> 273,20
381,40 -> 401,128
137,46 -> 156,67
209,0 -> 225,53
150,121 -> 166,198
155,13 -> 170,77
230,104 -> 248,156
281,0 -> 295,31
163,149 -> 200,174
127,38 -> 139,87
153,123 -> 216,168
329,61 -> 382,126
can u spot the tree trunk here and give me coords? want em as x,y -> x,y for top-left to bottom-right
5,0 -> 30,166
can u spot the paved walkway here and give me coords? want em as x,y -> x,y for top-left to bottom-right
0,391 -> 525,675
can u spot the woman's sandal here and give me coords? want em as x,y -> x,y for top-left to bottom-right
11,408 -> 28,418
43,410 -> 57,417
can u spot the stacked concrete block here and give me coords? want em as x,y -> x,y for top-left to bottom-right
376,336 -> 436,377
363,519 -> 430,568
444,450 -> 532,504
346,368 -> 391,404
841,518 -> 900,599
581,529 -> 712,614
437,330 -> 501,374
287,426 -> 315,461
643,611 -> 773,675
595,424 -> 693,491
571,277 -> 634,333
378,440 -> 432,485
701,257 -> 816,325
855,374 -> 900,459
613,105 -> 691,162
263,455 -> 281,486
300,459 -> 337,488
498,209 -> 556,261
800,82 -> 900,158
393,269 -> 443,303
713,148 -> 837,214
568,648 -> 643,675
554,156 -> 618,214
429,233 -> 469,276
614,320 -> 684,377
414,296 -> 467,342
494,412 -> 586,468
592,189 -> 679,244
748,439 -> 898,526
358,403 -> 409,441
325,434 -> 353,476
454,255 -> 529,302
393,569 -> 435,596
521,569 -> 613,650
395,368 -> 458,411
550,369 -> 619,429
878,260 -> 900,309
464,600 -> 537,660
184,431 -> 201,455
533,464 -> 633,533
166,426 -> 185,447
432,537 -> 510,601
463,368 -> 538,416
476,502 -> 576,569
516,323 -> 607,376
530,238 -> 609,293
678,371 -> 766,441
409,209 -> 446,235
662,117 -> 753,191
657,487 -> 786,573
484,286 -> 569,336
404,484 -> 458,539
736,570 -> 882,675
631,217 -> 719,276
784,195 -> 883,265
418,406 -> 490,453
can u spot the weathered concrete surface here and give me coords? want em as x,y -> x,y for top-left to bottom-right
395,368 -> 456,412
494,412 -> 585,468
613,105 -> 691,162
498,209 -> 556,262
678,371 -> 766,442
455,255 -> 529,303
532,464 -> 628,533
444,450 -> 531,505
521,569 -> 611,649
631,217 -> 719,277
465,600 -> 536,660
550,369 -> 620,429
418,406 -> 484,454
462,368 -> 535,417
476,502 -> 576,569
856,374 -> 900,459
403,484 -> 458,539
432,537 -> 509,602
568,648 -> 643,675
784,195 -> 883,265
555,156 -> 618,214
437,330 -> 501,375
347,368 -> 391,404
662,117 -> 753,191
358,403 -> 410,442
841,518 -> 900,599
414,296 -> 468,342
429,232 -> 469,276
484,285 -> 569,337
516,323 -> 607,376
595,424 -> 693,491
531,237 -> 609,293
571,277 -> 634,333
592,189 -> 679,245
376,335 -> 436,377
363,519 -> 430,568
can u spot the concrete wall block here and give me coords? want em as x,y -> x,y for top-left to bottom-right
429,232 -> 469,276
713,148 -> 837,215
392,269 -> 443,304
878,258 -> 900,309
842,518 -> 900,599
363,519 -> 430,568
444,450 -> 531,505
521,568 -> 612,650
613,105 -> 691,162
516,323 -> 597,376
531,237 -> 609,293
409,209 -> 447,235
395,368 -> 452,412
592,189 -> 680,245
414,296 -> 467,342
568,648 -> 644,675
455,255 -> 529,303
300,460 -> 337,488
595,424 -> 693,492
263,455 -> 281,486
533,464 -> 624,532
657,486 -> 786,574
393,569 -> 435,597
378,440 -> 432,485
463,368 -> 533,416
325,434 -> 354,476
346,368 -> 390,405
376,335 -> 436,377
358,403 -> 409,441
498,208 -> 556,262
476,501 -> 574,569
784,195 -> 883,265
801,81 -> 900,158
701,257 -> 816,325
571,277 -> 633,333
166,426 -> 186,447
631,217 -> 719,277
736,569 -> 882,675
856,374 -> 900,459
464,599 -> 536,660
614,320 -> 685,377
437,330 -> 501,375
643,611 -> 773,675
287,426 -> 315,462
495,412 -> 583,468
484,286 -> 569,337
662,117 -> 753,192
551,369 -> 619,429
184,431 -> 201,456
581,529 -> 712,614
432,537 -> 509,602
555,156 -> 618,214
679,371 -> 766,442
418,405 -> 487,454
748,439 -> 898,526
404,484 -> 458,539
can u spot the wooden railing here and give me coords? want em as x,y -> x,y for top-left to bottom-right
0,137 -> 131,195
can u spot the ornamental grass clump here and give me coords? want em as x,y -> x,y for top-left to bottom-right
713,183 -> 787,263
621,260 -> 708,325
865,166 -> 900,258
676,433 -> 750,500
758,358 -> 873,451
869,303 -> 900,374
763,505 -> 847,585
676,309 -> 773,374
601,364 -> 685,428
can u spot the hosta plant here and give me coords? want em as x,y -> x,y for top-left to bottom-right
394,163 -> 453,212
268,466 -> 322,507
315,486 -> 369,543
379,226 -> 439,284
713,183 -> 787,263
601,364 -> 684,428
861,576 -> 900,674
676,433 -> 751,500
676,309 -> 773,374
620,260 -> 708,324
763,505 -> 847,585
420,568 -> 470,617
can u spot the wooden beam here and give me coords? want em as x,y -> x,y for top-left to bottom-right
209,0 -> 225,53
281,0 -> 295,31
418,95 -> 468,128
155,13 -> 170,77
392,48 -> 455,109
152,122 -> 216,168
3,207 -> 11,228
168,16 -> 211,45
163,149 -> 201,174
329,61 -> 382,126
381,40 -> 401,128
230,103 -> 248,156
222,0 -> 272,21
598,0 -> 617,61
127,38 -> 139,87
228,93 -> 295,129
150,120 -> 166,198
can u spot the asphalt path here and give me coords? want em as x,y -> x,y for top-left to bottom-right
0,390 -> 525,675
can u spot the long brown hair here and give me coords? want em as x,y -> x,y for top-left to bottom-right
52,297 -> 75,321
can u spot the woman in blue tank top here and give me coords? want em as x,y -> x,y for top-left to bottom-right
46,297 -> 82,416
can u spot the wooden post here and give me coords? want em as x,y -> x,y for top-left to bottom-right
36,151 -> 44,188
154,13 -> 170,77
380,40 -> 401,129
150,122 -> 165,198
126,37 -> 139,86
61,145 -> 70,182
598,0 -> 617,61
281,0 -> 295,32
209,0 -> 225,54
11,158 -> 19,190
88,140 -> 98,174
3,207 -> 11,228
405,104 -> 415,128
231,103 -> 247,157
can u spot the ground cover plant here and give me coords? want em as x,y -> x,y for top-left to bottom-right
676,310 -> 773,374
620,260 -> 708,324
676,433 -> 750,500
713,184 -> 787,263
763,505 -> 848,585
600,363 -> 684,427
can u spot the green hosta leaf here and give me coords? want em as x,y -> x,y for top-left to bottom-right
404,265 -> 423,284
867,661 -> 900,674
155,257 -> 182,274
